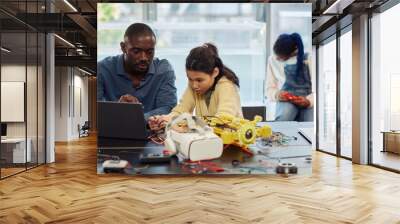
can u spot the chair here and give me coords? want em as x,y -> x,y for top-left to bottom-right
242,106 -> 266,121
79,121 -> 90,138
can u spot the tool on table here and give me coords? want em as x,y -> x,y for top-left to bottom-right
276,162 -> 298,175
139,152 -> 172,163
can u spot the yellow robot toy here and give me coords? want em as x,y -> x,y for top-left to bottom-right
203,113 -> 272,155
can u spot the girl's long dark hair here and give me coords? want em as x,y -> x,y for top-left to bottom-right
185,43 -> 239,88
273,33 -> 305,78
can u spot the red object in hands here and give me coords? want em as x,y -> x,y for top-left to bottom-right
281,92 -> 301,101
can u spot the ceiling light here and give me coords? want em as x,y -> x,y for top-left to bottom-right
322,0 -> 354,15
78,67 -> 92,76
1,47 -> 11,53
63,0 -> 78,12
76,48 -> 84,55
54,34 -> 75,48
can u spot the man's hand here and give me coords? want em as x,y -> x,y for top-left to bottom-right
291,96 -> 310,108
148,115 -> 171,131
119,94 -> 140,103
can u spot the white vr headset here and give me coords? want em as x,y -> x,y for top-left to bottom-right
164,113 -> 223,162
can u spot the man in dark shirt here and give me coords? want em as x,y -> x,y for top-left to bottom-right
97,23 -> 177,120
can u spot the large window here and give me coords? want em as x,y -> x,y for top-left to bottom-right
316,28 -> 352,159
317,37 -> 337,155
340,29 -> 352,158
371,3 -> 400,171
98,3 -> 267,105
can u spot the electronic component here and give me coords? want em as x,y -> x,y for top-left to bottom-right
139,153 -> 172,163
103,159 -> 128,173
276,162 -> 298,174
231,159 -> 240,167
256,131 -> 297,147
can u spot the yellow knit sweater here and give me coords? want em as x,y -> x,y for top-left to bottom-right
169,76 -> 243,118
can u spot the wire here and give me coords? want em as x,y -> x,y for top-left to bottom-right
148,131 -> 166,145
256,131 -> 297,148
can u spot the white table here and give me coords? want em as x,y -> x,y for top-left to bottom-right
1,138 -> 31,163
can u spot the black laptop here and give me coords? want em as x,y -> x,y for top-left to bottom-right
97,101 -> 149,140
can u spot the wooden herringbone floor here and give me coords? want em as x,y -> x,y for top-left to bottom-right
1,135 -> 400,224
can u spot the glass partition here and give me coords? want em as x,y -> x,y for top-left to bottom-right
0,0 -> 46,179
371,4 -> 400,171
0,5 -> 28,177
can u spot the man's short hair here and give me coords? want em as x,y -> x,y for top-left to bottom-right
124,23 -> 156,41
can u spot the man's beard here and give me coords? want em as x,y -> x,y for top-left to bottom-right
124,58 -> 149,75
134,61 -> 150,73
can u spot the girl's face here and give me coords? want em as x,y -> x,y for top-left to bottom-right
276,54 -> 291,62
187,67 -> 219,95
276,47 -> 298,62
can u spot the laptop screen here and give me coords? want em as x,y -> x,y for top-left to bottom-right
97,101 -> 149,140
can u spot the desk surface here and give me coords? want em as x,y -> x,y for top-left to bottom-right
97,121 -> 313,175
381,131 -> 400,134
1,138 -> 27,143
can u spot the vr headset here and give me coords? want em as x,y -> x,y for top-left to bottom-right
164,113 -> 223,162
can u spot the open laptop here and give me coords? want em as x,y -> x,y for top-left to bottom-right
97,101 -> 149,140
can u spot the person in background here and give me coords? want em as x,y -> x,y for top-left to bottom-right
265,33 -> 314,121
97,23 -> 177,120
148,43 -> 243,130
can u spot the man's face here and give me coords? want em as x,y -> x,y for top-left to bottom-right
121,34 -> 156,74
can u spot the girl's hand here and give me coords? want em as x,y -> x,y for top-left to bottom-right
278,91 -> 290,101
291,96 -> 310,108
148,116 -> 160,130
148,115 -> 171,131
158,115 -> 171,129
